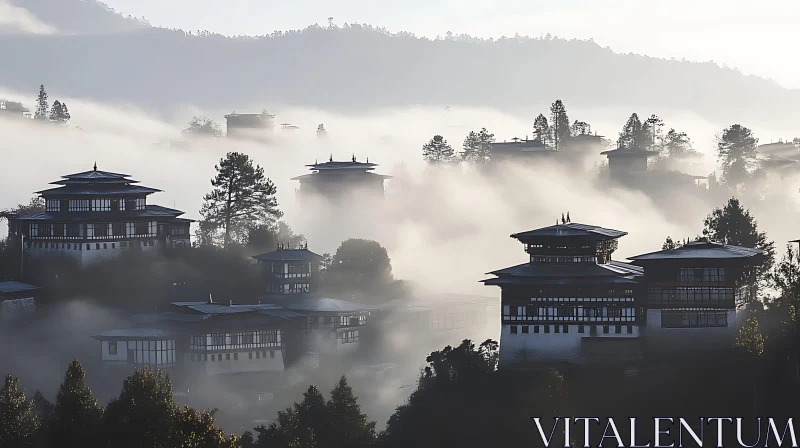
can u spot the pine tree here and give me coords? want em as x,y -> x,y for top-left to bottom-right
326,376 -> 376,448
103,367 -> 180,448
35,85 -> 49,120
662,128 -> 694,158
716,124 -> 760,189
317,124 -> 328,139
549,100 -> 570,151
49,100 -> 71,126
569,120 -> 591,137
460,128 -> 494,164
0,374 -> 41,448
186,116 -> 222,137
199,152 -> 283,247
422,135 -> 457,164
296,385 -> 328,442
51,360 -> 101,448
641,114 -> 664,152
532,114 -> 550,147
617,113 -> 644,150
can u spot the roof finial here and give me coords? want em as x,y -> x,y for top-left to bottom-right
561,213 -> 566,225
208,293 -> 213,304
352,153 -> 356,162
93,161 -> 97,171
566,211 -> 571,223
315,158 -> 318,164
329,154 -> 333,162
366,156 -> 369,163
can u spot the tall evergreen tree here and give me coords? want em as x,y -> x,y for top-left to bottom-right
716,124 -> 760,189
0,374 -> 40,448
460,128 -> 494,164
51,360 -> 101,448
641,114 -> 664,152
49,100 -> 71,126
662,128 -> 694,158
617,113 -> 644,150
703,197 -> 775,280
34,85 -> 49,120
549,100 -> 570,151
199,152 -> 283,247
532,114 -> 550,147
103,367 -> 180,448
569,120 -> 591,137
326,376 -> 376,448
422,135 -> 457,164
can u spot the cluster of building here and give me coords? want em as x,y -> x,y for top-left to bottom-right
482,221 -> 763,366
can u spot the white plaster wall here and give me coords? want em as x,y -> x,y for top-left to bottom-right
1,298 -> 35,320
191,350 -> 285,375
28,239 -> 163,266
101,340 -> 128,362
643,309 -> 741,353
499,324 -> 640,365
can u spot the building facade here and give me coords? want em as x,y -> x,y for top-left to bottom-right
225,111 -> 275,138
291,158 -> 391,203
483,222 -> 764,367
600,148 -> 658,179
482,223 -> 644,367
6,166 -> 192,267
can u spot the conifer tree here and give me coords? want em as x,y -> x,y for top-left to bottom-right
618,113 -> 644,150
549,100 -> 570,151
662,128 -> 694,158
0,374 -> 41,448
532,114 -> 550,147
460,128 -> 494,164
326,376 -> 376,448
422,135 -> 457,164
34,85 -> 49,120
51,360 -> 101,448
641,114 -> 664,152
49,100 -> 71,126
716,124 -> 760,189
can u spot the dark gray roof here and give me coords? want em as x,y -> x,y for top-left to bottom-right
628,240 -> 764,261
252,248 -> 323,262
36,185 -> 161,195
170,302 -> 306,319
491,140 -> 552,153
511,223 -> 627,240
255,297 -> 379,313
0,281 -> 39,293
291,172 -> 393,181
62,169 -> 132,180
13,205 -> 185,222
481,276 -> 639,286
306,161 -> 378,171
91,328 -> 173,340
131,312 -> 209,324
485,260 -> 642,279
600,148 -> 658,157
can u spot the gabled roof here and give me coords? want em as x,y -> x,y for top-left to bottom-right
0,281 -> 39,294
61,169 -> 131,180
600,148 -> 659,157
252,248 -> 323,262
36,185 -> 162,195
511,223 -> 627,240
628,239 -> 764,261
91,328 -> 173,340
12,205 -> 185,222
481,260 -> 642,286
254,297 -> 379,313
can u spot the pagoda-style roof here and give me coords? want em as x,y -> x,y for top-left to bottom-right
291,159 -> 393,181
628,239 -> 764,262
36,166 -> 161,196
253,297 -> 379,313
12,205 -> 188,222
481,260 -> 642,286
252,247 -> 323,262
511,223 -> 627,241
600,148 -> 659,157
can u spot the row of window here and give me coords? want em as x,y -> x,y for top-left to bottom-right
661,310 -> 729,328
341,330 -> 359,343
189,331 -> 281,351
269,262 -> 312,275
189,351 -> 276,362
306,314 -> 368,328
108,340 -> 176,366
504,305 -> 637,321
648,287 -> 737,306
528,296 -> 635,302
678,267 -> 727,282
266,283 -> 311,294
46,197 -> 146,212
32,240 -> 155,250
28,222 -> 158,238
530,256 -> 598,264
509,324 -> 635,335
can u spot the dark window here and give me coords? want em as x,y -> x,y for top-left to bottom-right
563,325 -> 569,333
112,243 -> 115,249
234,353 -> 238,360
103,243 -> 107,249
96,243 -> 100,250
249,352 -> 253,359
256,351 -> 261,359
615,325 -> 622,334
554,325 -> 560,334
627,325 -> 633,334
521,326 -> 529,334
510,326 -> 517,334
270,351 -> 275,358
108,341 -> 117,355
226,354 -> 231,361
578,325 -> 584,334
211,355 -> 215,362
603,326 -> 610,334
533,326 -> 540,334
86,244 -> 90,250
544,325 -> 550,333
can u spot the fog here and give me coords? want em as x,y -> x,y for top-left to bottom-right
2,87 -> 800,432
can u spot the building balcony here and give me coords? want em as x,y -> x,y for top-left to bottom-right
24,234 -> 162,241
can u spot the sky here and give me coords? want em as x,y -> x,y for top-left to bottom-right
98,0 -> 800,89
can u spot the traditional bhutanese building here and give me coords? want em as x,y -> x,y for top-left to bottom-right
252,243 -> 322,297
482,222 -> 644,366
291,157 -> 392,203
6,165 -> 192,267
628,239 -> 764,355
600,147 -> 658,179
489,139 -> 555,164
224,111 -> 275,138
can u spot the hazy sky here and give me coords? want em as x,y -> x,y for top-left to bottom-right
99,0 -> 800,89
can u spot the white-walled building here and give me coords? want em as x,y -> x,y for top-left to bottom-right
6,165 -> 192,267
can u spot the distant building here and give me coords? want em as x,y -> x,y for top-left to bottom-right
600,147 -> 658,178
0,281 -> 38,321
0,100 -> 33,119
253,243 -> 322,297
6,165 -> 193,267
224,111 -> 275,138
490,139 -> 555,164
291,157 -> 392,203
757,140 -> 800,175
628,239 -> 763,355
482,222 -> 644,366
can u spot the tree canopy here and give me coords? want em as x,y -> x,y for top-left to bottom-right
0,374 -> 41,448
703,197 -> 775,278
186,116 -> 222,137
422,135 -> 457,164
460,128 -> 494,164
324,238 -> 393,295
51,360 -> 101,448
199,152 -> 283,247
716,124 -> 760,190
549,100 -> 570,151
